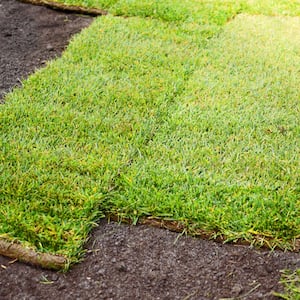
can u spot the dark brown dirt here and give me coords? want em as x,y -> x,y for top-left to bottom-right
0,0 -> 91,100
0,1 -> 299,299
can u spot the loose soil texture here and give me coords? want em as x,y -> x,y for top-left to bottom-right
0,0 -> 91,100
0,1 -> 299,299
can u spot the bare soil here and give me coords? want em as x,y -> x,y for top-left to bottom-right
0,0 -> 91,100
0,1 -> 299,299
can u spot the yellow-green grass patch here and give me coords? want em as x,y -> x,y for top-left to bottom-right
43,0 -> 300,24
0,15 -> 208,266
110,14 -> 300,248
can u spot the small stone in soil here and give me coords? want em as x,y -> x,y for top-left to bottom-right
231,283 -> 244,295
46,44 -> 54,51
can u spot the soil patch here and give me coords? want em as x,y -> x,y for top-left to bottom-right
1,220 -> 299,299
0,0 -> 91,100
0,1 -> 299,299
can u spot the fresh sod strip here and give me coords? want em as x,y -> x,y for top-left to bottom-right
0,15 -> 210,263
46,0 -> 300,23
109,14 -> 300,248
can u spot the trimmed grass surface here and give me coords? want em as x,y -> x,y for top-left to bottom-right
112,15 -> 300,247
0,0 -> 299,277
53,0 -> 300,23
1,16 -> 208,261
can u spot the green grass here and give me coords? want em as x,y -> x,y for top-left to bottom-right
54,0 -> 300,24
0,16 -> 208,261
0,0 -> 299,279
109,14 -> 300,246
274,269 -> 300,299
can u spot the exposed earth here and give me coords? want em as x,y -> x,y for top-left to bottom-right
0,1 -> 299,299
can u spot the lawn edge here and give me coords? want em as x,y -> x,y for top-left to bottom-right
0,238 -> 68,270
108,215 -> 300,253
19,0 -> 108,16
0,215 -> 299,271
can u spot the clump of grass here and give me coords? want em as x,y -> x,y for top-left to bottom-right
274,269 -> 300,300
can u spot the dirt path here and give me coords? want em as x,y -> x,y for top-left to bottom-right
0,1 -> 299,299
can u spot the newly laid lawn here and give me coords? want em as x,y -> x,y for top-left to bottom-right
53,0 -> 300,23
0,1 -> 299,281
